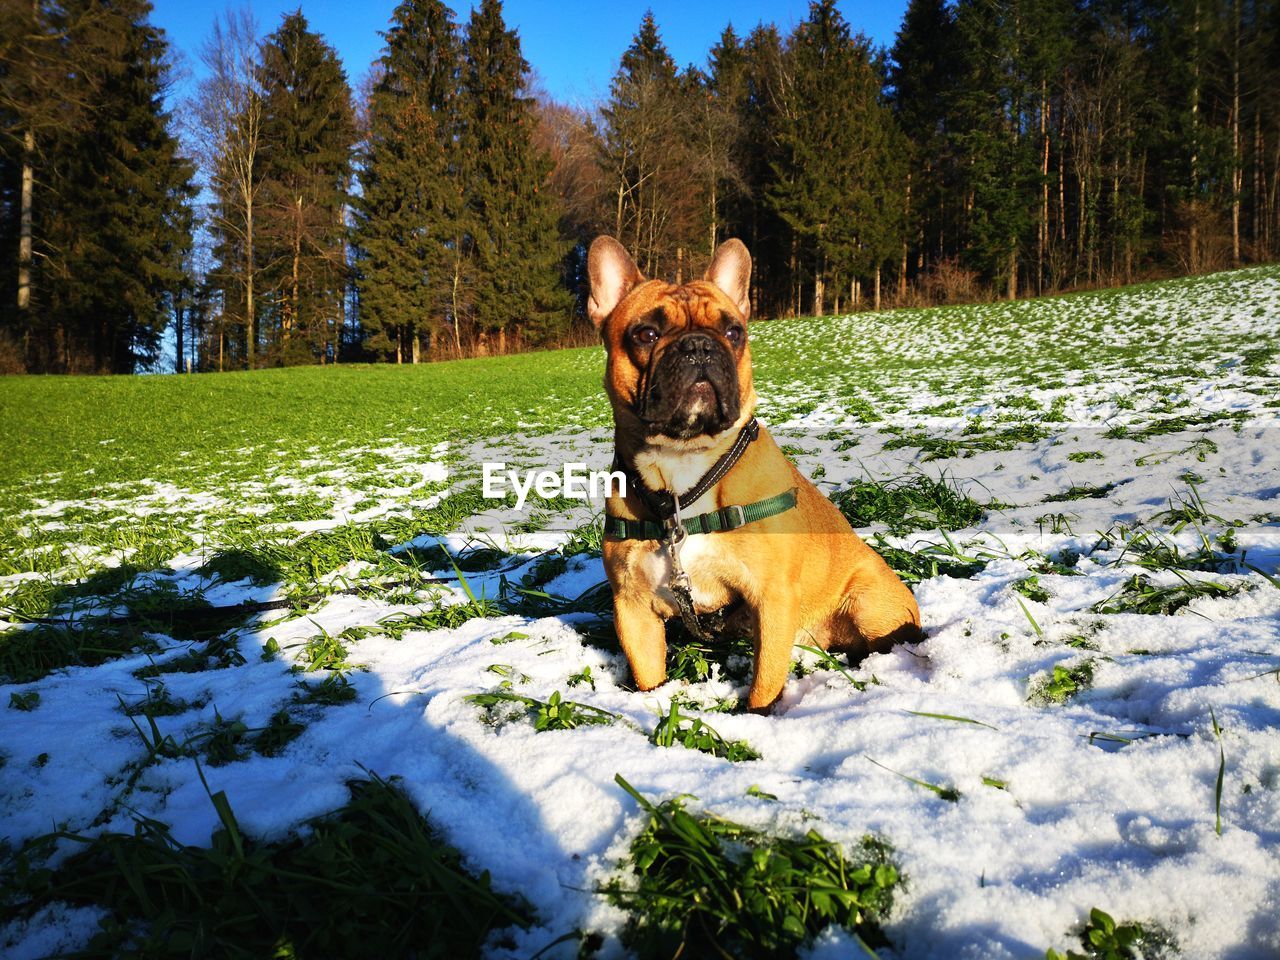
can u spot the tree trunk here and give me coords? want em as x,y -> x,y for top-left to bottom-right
1057,99 -> 1067,242
18,128 -> 33,312
789,238 -> 798,317
1039,80 -> 1049,295
1254,106 -> 1262,251
1189,0 -> 1201,273
246,203 -> 255,367
1006,248 -> 1017,300
708,182 -> 716,259
900,171 -> 911,300
812,253 -> 824,316
1230,0 -> 1241,264
451,244 -> 463,352
1271,137 -> 1280,255
175,303 -> 185,374
874,264 -> 881,310
289,195 -> 301,341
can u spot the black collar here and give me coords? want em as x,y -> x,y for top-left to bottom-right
613,417 -> 760,520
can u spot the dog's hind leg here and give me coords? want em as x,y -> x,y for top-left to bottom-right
825,575 -> 924,659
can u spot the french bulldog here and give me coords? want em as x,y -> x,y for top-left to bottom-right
590,235 -> 922,711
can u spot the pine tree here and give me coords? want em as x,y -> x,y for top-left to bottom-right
950,0 -> 1053,298
458,0 -> 570,349
767,0 -> 905,314
258,12 -> 356,365
700,26 -> 748,259
890,0 -> 959,282
36,0 -> 195,372
600,12 -> 703,277
734,23 -> 791,316
840,51 -> 909,309
352,0 -> 461,360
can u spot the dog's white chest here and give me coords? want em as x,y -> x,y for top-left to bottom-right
642,533 -> 732,611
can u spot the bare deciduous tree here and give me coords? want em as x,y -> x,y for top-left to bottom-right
190,8 -> 262,368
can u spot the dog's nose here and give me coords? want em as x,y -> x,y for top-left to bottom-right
677,332 -> 716,364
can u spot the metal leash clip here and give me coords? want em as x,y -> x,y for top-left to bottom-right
664,494 -> 714,642
664,491 -> 688,579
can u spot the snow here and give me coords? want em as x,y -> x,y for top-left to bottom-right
2,267 -> 1279,958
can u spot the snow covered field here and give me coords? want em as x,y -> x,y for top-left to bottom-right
2,267 -> 1278,958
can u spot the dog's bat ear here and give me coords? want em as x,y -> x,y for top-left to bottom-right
588,236 -> 642,329
705,238 -> 752,321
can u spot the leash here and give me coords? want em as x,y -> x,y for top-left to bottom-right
613,417 -> 758,519
604,417 -> 798,642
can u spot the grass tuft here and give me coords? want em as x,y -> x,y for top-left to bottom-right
831,474 -> 985,535
1,774 -> 530,958
869,534 -> 990,585
293,672 -> 358,706
1013,576 -> 1051,603
1092,573 -> 1241,616
465,687 -> 620,731
665,631 -> 756,685
0,621 -> 159,684
649,700 -> 760,761
604,774 -> 900,958
1046,906 -> 1178,960
1210,707 -> 1226,837
1045,483 -> 1118,503
1029,661 -> 1095,705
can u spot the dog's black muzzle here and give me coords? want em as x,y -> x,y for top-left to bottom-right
639,332 -> 740,440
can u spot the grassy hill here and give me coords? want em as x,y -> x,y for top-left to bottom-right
1,265 -> 1278,959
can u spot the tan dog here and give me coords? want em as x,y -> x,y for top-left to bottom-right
589,235 -> 922,711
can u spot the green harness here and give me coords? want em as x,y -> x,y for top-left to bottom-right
602,487 -> 798,540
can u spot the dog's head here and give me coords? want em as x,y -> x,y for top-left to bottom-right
588,236 -> 755,445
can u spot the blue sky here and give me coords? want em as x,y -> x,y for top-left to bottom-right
152,0 -> 910,107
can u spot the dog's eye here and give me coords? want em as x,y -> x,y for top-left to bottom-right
725,324 -> 745,345
631,325 -> 659,346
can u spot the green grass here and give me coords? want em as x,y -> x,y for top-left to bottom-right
604,775 -> 900,958
664,629 -> 757,684
0,620 -> 161,683
0,354 -> 608,491
1110,527 -> 1241,574
0,774 -> 530,958
882,421 -> 1049,460
1044,483 -> 1118,503
649,700 -> 760,761
831,474 -> 986,535
465,687 -> 621,730
1013,575 -> 1051,603
868,534 -> 991,585
1092,573 -> 1241,616
864,756 -> 961,802
1046,907 -> 1178,960
1029,661 -> 1096,705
